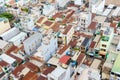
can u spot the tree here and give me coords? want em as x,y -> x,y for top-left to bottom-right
0,12 -> 14,21
118,22 -> 120,27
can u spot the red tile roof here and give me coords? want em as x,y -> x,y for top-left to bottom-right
37,75 -> 48,80
77,53 -> 86,65
88,22 -> 97,30
110,23 -> 117,33
24,62 -> 39,72
51,22 -> 60,32
22,71 -> 38,80
74,31 -> 92,38
0,61 -> 8,67
69,40 -> 77,48
59,55 -> 71,64
42,66 -> 55,75
63,25 -> 72,34
37,17 -> 45,23
12,64 -> 25,77
90,41 -> 96,48
43,20 -> 53,26
52,12 -> 63,19
57,45 -> 69,55
7,53 -> 23,64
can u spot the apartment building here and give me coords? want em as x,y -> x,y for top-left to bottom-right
23,33 -> 42,55
99,27 -> 114,56
0,27 -> 20,41
78,12 -> 92,30
0,18 -> 11,35
63,25 -> 74,44
33,34 -> 58,62
89,0 -> 105,14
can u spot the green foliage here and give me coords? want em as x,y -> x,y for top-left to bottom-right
118,22 -> 120,27
0,12 -> 14,21
21,8 -> 29,13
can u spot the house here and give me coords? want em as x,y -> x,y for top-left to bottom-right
24,62 -> 39,72
78,12 -> 92,30
0,60 -> 9,72
37,75 -> 47,80
76,53 -> 86,67
56,45 -> 70,58
110,54 -> 120,80
47,57 -> 59,66
103,52 -> 118,74
56,0 -> 70,8
89,0 -> 105,14
78,67 -> 101,80
11,64 -> 30,79
48,66 -> 66,80
42,4 -> 56,17
20,16 -> 35,30
74,0 -> 83,6
33,34 -> 58,62
41,66 -> 56,77
81,37 -> 91,53
0,54 -> 16,67
48,66 -> 74,80
22,71 -> 38,80
90,59 -> 101,69
88,22 -> 98,33
99,27 -> 114,56
7,53 -> 23,65
8,32 -> 27,46
36,16 -> 47,27
0,27 -> 20,41
0,18 -> 11,35
23,33 -> 42,55
42,20 -> 54,29
62,25 -> 74,44
0,40 -> 13,53
59,55 -> 71,68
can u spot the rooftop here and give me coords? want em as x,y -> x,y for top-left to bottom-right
59,55 -> 71,64
112,54 -> 120,73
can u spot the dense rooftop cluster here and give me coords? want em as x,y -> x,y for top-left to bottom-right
0,0 -> 120,80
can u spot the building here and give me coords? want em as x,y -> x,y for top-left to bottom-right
99,27 -> 114,56
0,0 -> 5,13
110,54 -> 120,80
0,18 -> 11,35
8,32 -> 27,46
74,0 -> 83,6
103,52 -> 118,74
23,33 -> 42,55
62,25 -> 74,44
43,4 -> 56,17
0,40 -> 13,53
59,55 -> 71,68
0,27 -> 20,41
47,66 -> 73,80
0,53 -> 16,71
56,0 -> 70,8
89,0 -> 105,14
20,15 -> 35,30
33,34 -> 58,62
81,37 -> 91,53
78,12 -> 92,30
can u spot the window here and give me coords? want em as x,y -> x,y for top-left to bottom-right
101,49 -> 106,52
102,44 -> 106,47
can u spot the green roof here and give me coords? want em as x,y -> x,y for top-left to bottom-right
112,54 -> 120,73
102,36 -> 109,41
